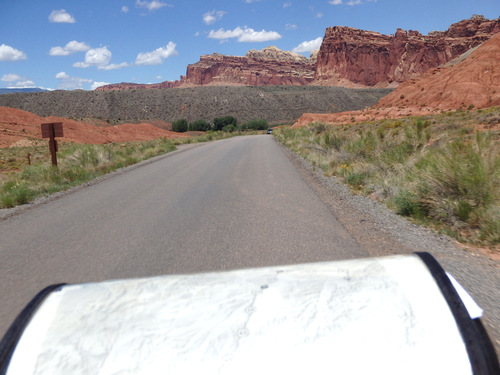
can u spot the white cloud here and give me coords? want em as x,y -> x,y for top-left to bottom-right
49,9 -> 76,23
208,27 -> 282,43
203,10 -> 226,25
55,72 -> 70,79
292,37 -> 323,53
91,81 -> 110,90
1,73 -> 23,82
283,2 -> 292,8
74,47 -> 112,68
285,24 -> 297,30
122,6 -> 129,13
98,62 -> 130,70
0,74 -> 35,88
136,0 -> 171,11
329,0 -> 376,5
135,42 -> 178,65
14,80 -> 36,88
49,41 -> 90,56
0,44 -> 27,61
55,71 -> 93,90
316,12 -> 323,18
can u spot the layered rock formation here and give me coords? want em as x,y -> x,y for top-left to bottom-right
314,15 -> 500,87
293,30 -> 500,127
375,31 -> 500,110
96,15 -> 499,91
184,46 -> 316,86
96,47 -> 316,90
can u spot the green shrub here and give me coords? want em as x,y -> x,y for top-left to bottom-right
393,190 -> 426,218
222,124 -> 236,133
188,119 -> 211,132
322,132 -> 343,151
345,172 -> 368,188
478,207 -> 500,244
1,195 -> 15,208
172,119 -> 188,132
213,116 -> 237,131
243,119 -> 268,130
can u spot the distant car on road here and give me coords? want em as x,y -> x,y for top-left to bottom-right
267,128 -> 273,134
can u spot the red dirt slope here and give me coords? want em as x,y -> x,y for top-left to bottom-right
0,107 -> 187,148
293,33 -> 500,127
376,32 -> 500,110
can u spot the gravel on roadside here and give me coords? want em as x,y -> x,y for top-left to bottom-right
277,138 -> 500,358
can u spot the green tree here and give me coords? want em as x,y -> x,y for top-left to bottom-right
243,119 -> 268,130
188,119 -> 211,132
172,119 -> 188,132
222,124 -> 236,133
213,116 -> 237,131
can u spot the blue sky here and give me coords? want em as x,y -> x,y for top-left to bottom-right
1,0 -> 498,90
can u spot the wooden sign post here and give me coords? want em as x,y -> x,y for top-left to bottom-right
41,122 -> 63,167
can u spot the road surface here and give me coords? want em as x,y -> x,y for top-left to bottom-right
0,135 -> 498,357
0,135 -> 370,337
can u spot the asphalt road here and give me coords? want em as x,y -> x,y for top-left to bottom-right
0,135 -> 498,358
0,135 -> 370,337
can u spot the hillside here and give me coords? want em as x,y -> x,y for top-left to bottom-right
0,107 -> 188,148
375,32 -> 500,110
0,88 -> 48,95
0,86 -> 391,126
293,32 -> 500,127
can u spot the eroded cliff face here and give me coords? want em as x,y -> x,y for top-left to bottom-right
96,16 -> 499,91
183,46 -> 316,86
314,15 -> 500,87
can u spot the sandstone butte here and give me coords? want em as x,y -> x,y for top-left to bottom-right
97,46 -> 317,90
0,107 -> 188,148
314,15 -> 500,87
97,15 -> 499,91
292,32 -> 500,128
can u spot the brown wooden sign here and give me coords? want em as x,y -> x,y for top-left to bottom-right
41,122 -> 63,138
41,122 -> 63,166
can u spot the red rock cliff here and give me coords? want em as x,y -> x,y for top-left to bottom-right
97,16 -> 499,91
184,46 -> 316,86
314,15 -> 500,87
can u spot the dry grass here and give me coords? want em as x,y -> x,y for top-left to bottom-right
275,107 -> 500,250
0,130 -> 260,209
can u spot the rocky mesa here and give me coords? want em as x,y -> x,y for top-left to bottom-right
293,31 -> 500,127
314,15 -> 500,87
183,46 -> 317,86
97,16 -> 499,91
97,47 -> 317,90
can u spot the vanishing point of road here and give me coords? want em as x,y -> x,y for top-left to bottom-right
1,135 -> 499,355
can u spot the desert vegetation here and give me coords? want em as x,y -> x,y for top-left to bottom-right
275,107 -> 500,249
172,116 -> 269,133
0,129 -> 253,209
0,86 -> 392,126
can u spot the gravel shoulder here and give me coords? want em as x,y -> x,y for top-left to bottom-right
276,138 -> 500,357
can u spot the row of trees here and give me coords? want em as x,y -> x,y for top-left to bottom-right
172,116 -> 269,133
